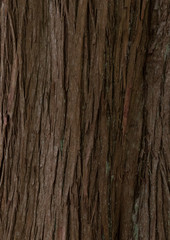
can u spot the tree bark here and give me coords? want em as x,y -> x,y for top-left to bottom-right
0,0 -> 169,239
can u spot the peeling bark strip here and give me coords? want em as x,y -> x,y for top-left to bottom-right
0,0 -> 169,239
122,83 -> 132,136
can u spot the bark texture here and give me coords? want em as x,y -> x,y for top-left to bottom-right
0,0 -> 169,239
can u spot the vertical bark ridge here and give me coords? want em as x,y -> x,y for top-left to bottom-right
137,1 -> 170,239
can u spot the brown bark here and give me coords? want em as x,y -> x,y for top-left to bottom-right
0,0 -> 169,239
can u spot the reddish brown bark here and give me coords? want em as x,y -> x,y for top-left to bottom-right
0,0 -> 169,239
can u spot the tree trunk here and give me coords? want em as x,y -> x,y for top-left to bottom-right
0,0 -> 169,239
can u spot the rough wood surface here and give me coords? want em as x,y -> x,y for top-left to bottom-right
0,0 -> 169,239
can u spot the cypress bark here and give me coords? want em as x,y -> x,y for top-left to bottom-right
0,0 -> 169,239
